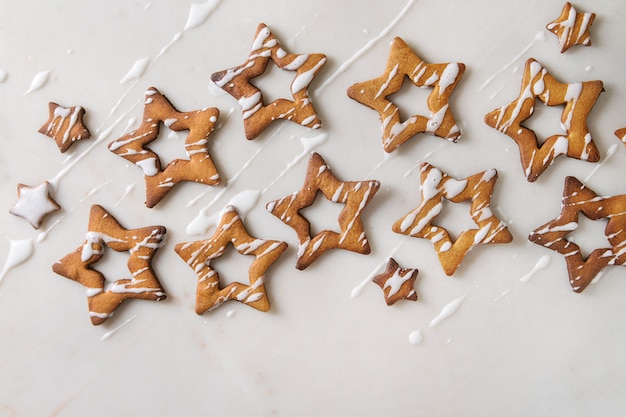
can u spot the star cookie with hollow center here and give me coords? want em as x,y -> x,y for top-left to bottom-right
38,102 -> 91,153
108,87 -> 221,208
347,37 -> 465,153
546,2 -> 595,53
211,23 -> 326,140
174,206 -> 288,314
485,58 -> 603,182
266,152 -> 380,270
9,181 -> 60,229
529,177 -> 626,293
52,205 -> 167,325
372,258 -> 419,306
392,163 -> 512,276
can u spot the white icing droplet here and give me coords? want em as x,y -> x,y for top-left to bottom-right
0,239 -> 34,284
184,0 -> 221,31
520,255 -> 551,282
0,69 -> 8,83
226,310 -> 236,318
429,295 -> 466,327
408,329 -> 423,345
120,57 -> 150,84
585,65 -> 593,72
23,70 -> 51,95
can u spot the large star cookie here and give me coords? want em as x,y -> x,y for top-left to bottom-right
347,37 -> 465,153
485,58 -> 603,182
546,2 -> 595,53
266,152 -> 380,270
38,102 -> 91,153
372,258 -> 419,306
392,163 -> 512,275
211,23 -> 326,140
108,87 -> 221,208
174,206 -> 287,314
9,181 -> 60,229
52,205 -> 167,325
529,177 -> 626,293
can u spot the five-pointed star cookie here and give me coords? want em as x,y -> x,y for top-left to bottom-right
392,163 -> 512,276
174,206 -> 288,314
108,87 -> 221,208
266,152 -> 380,270
347,37 -> 465,153
9,181 -> 60,229
38,102 -> 91,153
52,205 -> 167,325
485,58 -> 603,182
211,23 -> 326,140
546,2 -> 596,53
529,177 -> 626,293
372,258 -> 419,305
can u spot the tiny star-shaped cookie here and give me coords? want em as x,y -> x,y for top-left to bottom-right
108,87 -> 221,208
52,205 -> 167,325
38,102 -> 91,153
529,177 -> 626,293
9,181 -> 60,229
266,152 -> 380,270
392,163 -> 512,276
546,2 -> 596,53
211,23 -> 326,140
485,58 -> 603,182
347,37 -> 465,153
372,258 -> 418,306
174,206 -> 288,314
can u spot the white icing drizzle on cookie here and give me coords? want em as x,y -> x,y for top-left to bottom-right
429,295 -> 466,327
23,69 -> 51,95
0,239 -> 34,284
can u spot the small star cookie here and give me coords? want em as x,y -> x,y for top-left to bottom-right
347,37 -> 465,153
108,87 -> 221,208
9,181 -> 60,229
52,205 -> 167,325
485,58 -> 603,182
546,2 -> 596,53
174,206 -> 288,314
529,177 -> 626,293
372,258 -> 419,306
38,102 -> 91,153
392,163 -> 512,276
211,23 -> 326,140
266,152 -> 380,270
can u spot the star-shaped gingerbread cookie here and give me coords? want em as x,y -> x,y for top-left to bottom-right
546,2 -> 595,53
52,205 -> 167,325
211,23 -> 326,140
529,177 -> 626,293
266,152 -> 380,270
108,87 -> 221,208
174,206 -> 288,314
347,37 -> 465,153
372,258 -> 419,305
392,163 -> 512,276
9,181 -> 60,229
39,102 -> 91,153
485,58 -> 603,182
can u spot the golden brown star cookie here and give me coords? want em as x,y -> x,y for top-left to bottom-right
392,163 -> 512,276
485,58 -> 603,182
372,258 -> 418,305
9,181 -> 60,229
52,205 -> 167,325
529,177 -> 626,293
108,87 -> 221,208
266,152 -> 380,270
347,37 -> 465,153
211,23 -> 326,140
174,206 -> 287,314
38,102 -> 91,153
546,2 -> 595,53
